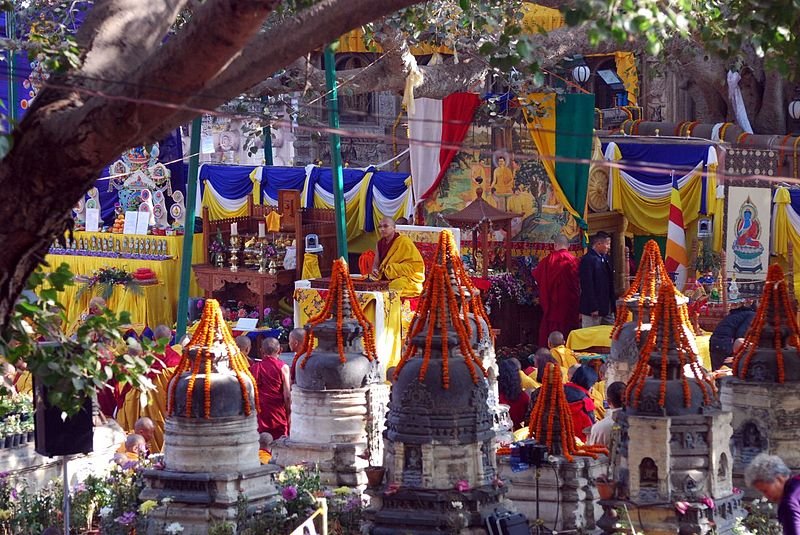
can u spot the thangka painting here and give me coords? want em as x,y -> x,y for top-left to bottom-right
725,186 -> 771,279
397,225 -> 461,272
422,121 -> 579,244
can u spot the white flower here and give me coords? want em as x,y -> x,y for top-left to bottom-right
165,522 -> 184,534
99,506 -> 114,518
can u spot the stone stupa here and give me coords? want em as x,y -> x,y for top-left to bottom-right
141,299 -> 279,534
609,240 -> 697,385
722,263 -> 800,487
271,257 -> 386,487
368,231 -> 504,534
617,282 -> 742,535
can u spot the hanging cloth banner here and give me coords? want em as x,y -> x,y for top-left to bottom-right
603,142 -> 718,234
555,93 -> 595,237
408,92 -> 481,207
771,186 -> 800,299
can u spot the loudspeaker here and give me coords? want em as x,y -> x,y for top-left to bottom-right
33,380 -> 93,457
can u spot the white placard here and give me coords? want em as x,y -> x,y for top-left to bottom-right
135,213 -> 150,235
201,135 -> 216,154
234,318 -> 258,332
123,211 -> 139,235
85,208 -> 100,232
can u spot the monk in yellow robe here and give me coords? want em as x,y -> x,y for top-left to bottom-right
372,217 -> 425,298
116,343 -> 182,453
548,331 -> 579,371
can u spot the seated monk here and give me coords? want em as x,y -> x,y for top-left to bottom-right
372,217 -> 425,298
113,433 -> 146,466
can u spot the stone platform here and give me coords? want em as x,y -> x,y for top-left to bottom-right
720,379 -> 800,489
498,454 -> 606,532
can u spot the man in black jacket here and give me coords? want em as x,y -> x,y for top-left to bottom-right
709,304 -> 756,370
579,231 -> 616,327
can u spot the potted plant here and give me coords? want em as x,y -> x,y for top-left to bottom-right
694,237 -> 721,293
361,417 -> 386,488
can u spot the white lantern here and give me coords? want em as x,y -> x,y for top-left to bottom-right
572,64 -> 591,84
789,98 -> 800,120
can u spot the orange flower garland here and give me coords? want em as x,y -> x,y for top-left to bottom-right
732,264 -> 799,382
527,363 -> 608,462
394,230 -> 491,389
625,283 -> 715,410
294,258 -> 378,370
167,299 -> 258,419
611,240 -> 693,341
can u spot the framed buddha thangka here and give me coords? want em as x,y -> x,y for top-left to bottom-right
725,186 -> 771,279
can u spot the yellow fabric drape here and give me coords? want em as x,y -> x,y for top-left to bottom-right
520,3 -> 565,32
606,144 -> 714,234
45,232 -> 204,328
265,211 -> 281,232
302,253 -> 321,280
523,93 -> 581,222
250,169 -> 262,206
117,367 -> 176,453
713,183 -> 725,252
202,180 -> 249,220
613,52 -> 638,105
770,186 -> 800,299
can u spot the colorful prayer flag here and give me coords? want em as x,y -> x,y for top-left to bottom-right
665,173 -> 688,290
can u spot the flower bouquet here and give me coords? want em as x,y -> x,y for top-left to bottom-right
76,266 -> 143,300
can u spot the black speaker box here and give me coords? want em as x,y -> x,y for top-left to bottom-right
33,380 -> 93,457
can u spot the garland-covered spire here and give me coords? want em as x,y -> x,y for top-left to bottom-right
527,363 -> 608,462
733,263 -> 800,383
393,229 -> 489,389
167,299 -> 258,419
293,258 -> 377,369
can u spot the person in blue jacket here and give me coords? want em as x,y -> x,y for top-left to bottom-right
579,231 -> 616,328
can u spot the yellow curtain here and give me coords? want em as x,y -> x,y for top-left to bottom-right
249,168 -> 261,206
607,144 -> 713,233
613,52 -> 638,106
770,186 -> 800,299
521,3 -> 565,32
712,183 -> 724,252
201,181 -> 249,220
523,92 -> 581,222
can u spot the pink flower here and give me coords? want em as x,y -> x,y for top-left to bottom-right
674,501 -> 690,515
281,486 -> 298,501
282,317 -> 293,328
455,480 -> 470,492
733,487 -> 742,494
237,309 -> 247,318
385,483 -> 400,496
263,307 -> 272,317
700,496 -> 715,509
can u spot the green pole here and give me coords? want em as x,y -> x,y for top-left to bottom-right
7,11 -> 17,126
176,117 -> 202,339
261,97 -> 273,166
324,44 -> 348,260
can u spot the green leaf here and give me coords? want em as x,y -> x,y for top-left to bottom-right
459,0 -> 470,10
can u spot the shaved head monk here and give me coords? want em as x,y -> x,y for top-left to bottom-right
532,234 -> 580,346
372,217 -> 425,298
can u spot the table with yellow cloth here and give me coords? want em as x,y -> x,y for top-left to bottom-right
45,231 -> 205,328
293,281 -> 403,373
566,325 -> 713,371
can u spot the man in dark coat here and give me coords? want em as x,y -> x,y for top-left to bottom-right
579,231 -> 616,328
709,304 -> 756,370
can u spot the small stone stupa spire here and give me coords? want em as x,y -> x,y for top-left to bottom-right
611,239 -> 692,341
528,363 -> 608,462
732,263 -> 800,382
293,258 -> 377,370
393,229 -> 488,388
167,298 -> 258,419
625,282 -> 717,415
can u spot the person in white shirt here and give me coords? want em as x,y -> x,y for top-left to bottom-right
588,381 -> 626,447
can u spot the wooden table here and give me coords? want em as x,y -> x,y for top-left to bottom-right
192,264 -> 295,318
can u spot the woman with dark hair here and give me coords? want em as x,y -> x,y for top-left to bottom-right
498,359 -> 530,430
565,365 -> 599,442
534,348 -> 558,384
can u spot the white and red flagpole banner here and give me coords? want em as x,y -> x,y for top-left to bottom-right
665,171 -> 689,290
408,92 -> 481,218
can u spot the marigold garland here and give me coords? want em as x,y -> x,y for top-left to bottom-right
527,363 -> 608,462
611,240 -> 694,341
167,299 -> 258,419
393,229 -> 489,389
625,283 -> 716,410
294,258 -> 378,370
732,264 -> 799,382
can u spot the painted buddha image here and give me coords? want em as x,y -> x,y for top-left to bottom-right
732,198 -> 764,273
492,155 -> 515,195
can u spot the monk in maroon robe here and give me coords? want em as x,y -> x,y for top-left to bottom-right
533,235 -> 580,347
250,337 -> 291,440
